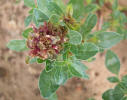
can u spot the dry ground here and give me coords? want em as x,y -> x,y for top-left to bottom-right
0,0 -> 127,100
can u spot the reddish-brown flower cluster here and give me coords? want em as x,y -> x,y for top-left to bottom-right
27,22 -> 68,60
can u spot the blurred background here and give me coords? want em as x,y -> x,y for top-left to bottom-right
0,0 -> 127,100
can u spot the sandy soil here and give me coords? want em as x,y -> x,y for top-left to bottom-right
0,0 -> 127,100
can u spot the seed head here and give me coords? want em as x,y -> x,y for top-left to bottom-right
27,22 -> 68,60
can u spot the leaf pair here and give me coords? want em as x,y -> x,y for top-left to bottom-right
39,60 -> 89,98
24,0 -> 64,27
103,75 -> 127,100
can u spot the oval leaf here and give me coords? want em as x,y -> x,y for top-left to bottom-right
81,14 -> 97,37
69,60 -> 89,79
97,32 -> 122,48
7,40 -> 28,52
105,50 -> 120,75
68,30 -> 82,45
70,42 -> 99,60
102,89 -> 124,100
107,76 -> 119,83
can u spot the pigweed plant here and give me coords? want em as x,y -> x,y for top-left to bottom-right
7,0 -> 127,100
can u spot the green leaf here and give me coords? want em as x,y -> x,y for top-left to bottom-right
29,9 -> 34,14
22,28 -> 33,38
54,0 -> 65,9
66,4 -> 73,16
112,0 -> 118,10
39,61 -> 72,98
37,0 -> 49,16
81,14 -> 97,37
7,40 -> 28,52
97,32 -> 122,48
115,83 -> 127,94
48,93 -> 58,100
47,2 -> 63,15
107,76 -> 119,83
33,16 -> 39,27
33,8 -> 49,25
105,50 -> 120,75
37,58 -> 45,64
84,4 -> 98,14
102,89 -> 124,100
24,0 -> 36,7
68,30 -> 82,45
88,98 -> 95,100
69,60 -> 89,79
24,15 -> 33,27
99,0 -> 104,6
39,59 -> 88,98
102,22 -> 110,31
70,42 -> 99,60
49,14 -> 60,24
122,75 -> 127,83
37,0 -> 65,16
86,0 -> 92,4
86,57 -> 96,62
45,60 -> 55,72
68,0 -> 85,19
121,97 -> 127,100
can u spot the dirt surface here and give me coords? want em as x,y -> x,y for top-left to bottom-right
0,0 -> 127,100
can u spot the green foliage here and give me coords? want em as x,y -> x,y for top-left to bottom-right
97,32 -> 122,48
121,97 -> 127,100
49,14 -> 60,24
37,0 -> 49,15
68,30 -> 82,45
37,58 -> 45,64
7,40 -> 28,52
81,14 -> 97,38
88,98 -> 95,100
7,0 -> 127,99
68,0 -> 85,19
107,76 -> 119,83
33,8 -> 49,26
84,4 -> 98,14
22,28 -> 33,38
45,60 -> 55,72
122,75 -> 127,83
24,0 -> 36,7
39,60 -> 88,98
47,2 -> 63,15
102,89 -> 124,100
105,50 -> 120,75
24,15 -> 33,27
70,43 -> 99,60
112,0 -> 118,11
48,93 -> 58,100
